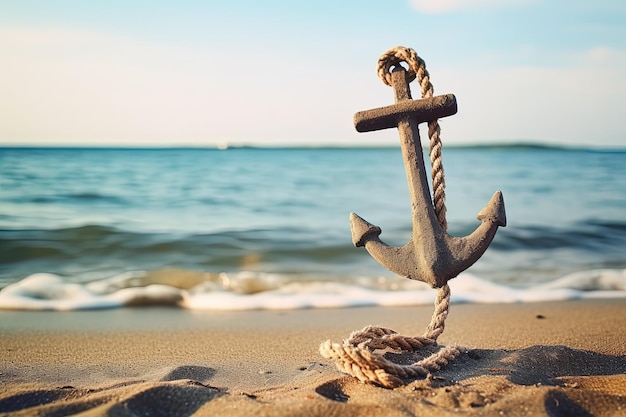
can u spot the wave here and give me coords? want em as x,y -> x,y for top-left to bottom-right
3,218 -> 625,260
0,225 -> 357,269
489,220 -> 626,251
0,268 -> 624,311
16,193 -> 127,204
2,220 -> 625,289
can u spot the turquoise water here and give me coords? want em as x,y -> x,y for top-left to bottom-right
1,145 -> 625,310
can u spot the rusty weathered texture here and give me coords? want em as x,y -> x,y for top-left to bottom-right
350,66 -> 506,288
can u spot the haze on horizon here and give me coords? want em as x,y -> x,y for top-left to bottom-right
1,0 -> 625,149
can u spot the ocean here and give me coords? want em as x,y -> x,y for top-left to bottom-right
1,145 -> 625,310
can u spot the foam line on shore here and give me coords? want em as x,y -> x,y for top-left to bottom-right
0,268 -> 624,311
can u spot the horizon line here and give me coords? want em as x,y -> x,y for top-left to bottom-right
0,141 -> 625,152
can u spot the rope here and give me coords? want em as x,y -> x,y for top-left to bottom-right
319,46 -> 463,388
319,284 -> 465,388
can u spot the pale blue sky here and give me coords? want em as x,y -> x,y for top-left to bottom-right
1,0 -> 625,147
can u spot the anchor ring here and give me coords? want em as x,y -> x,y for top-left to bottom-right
376,46 -> 425,86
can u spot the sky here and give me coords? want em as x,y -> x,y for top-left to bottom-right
1,0 -> 625,148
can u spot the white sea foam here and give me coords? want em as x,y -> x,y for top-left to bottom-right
0,273 -> 182,311
0,269 -> 625,311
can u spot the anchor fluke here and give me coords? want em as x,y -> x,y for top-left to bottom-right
477,190 -> 507,227
349,212 -> 382,247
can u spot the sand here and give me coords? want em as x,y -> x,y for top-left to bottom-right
1,299 -> 625,416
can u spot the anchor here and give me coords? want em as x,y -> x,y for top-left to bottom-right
320,47 -> 506,388
350,65 -> 506,288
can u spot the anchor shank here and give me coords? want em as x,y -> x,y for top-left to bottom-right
390,68 -> 444,249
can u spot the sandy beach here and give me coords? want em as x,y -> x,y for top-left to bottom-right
1,299 -> 625,416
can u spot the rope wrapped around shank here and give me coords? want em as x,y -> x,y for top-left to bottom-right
319,47 -> 463,388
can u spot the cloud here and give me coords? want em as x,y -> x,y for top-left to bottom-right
583,46 -> 626,66
410,0 -> 534,14
0,27 -> 217,142
433,46 -> 626,146
1,25 -> 624,148
0,26 -> 367,146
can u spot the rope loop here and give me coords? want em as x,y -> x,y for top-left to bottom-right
376,46 -> 422,86
376,46 -> 433,101
319,284 -> 466,388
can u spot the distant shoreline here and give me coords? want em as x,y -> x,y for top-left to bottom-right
1,142 -> 624,152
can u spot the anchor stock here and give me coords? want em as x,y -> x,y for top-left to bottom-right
354,94 -> 457,133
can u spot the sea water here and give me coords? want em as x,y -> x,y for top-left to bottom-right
1,145 -> 625,310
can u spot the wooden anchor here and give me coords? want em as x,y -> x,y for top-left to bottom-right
350,66 -> 506,288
